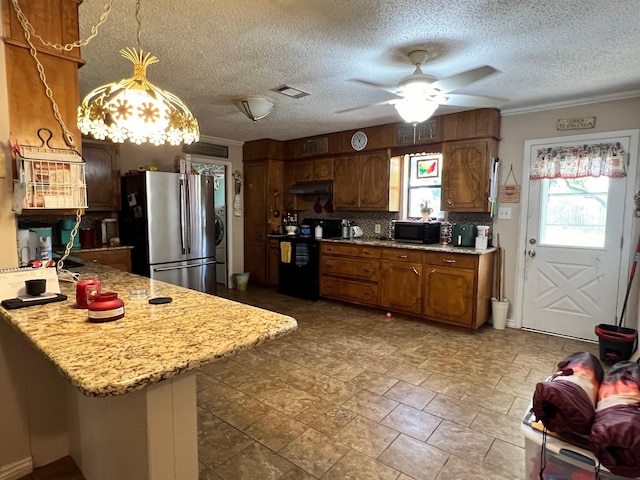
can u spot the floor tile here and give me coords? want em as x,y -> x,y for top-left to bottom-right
198,420 -> 254,469
427,420 -> 493,463
342,389 -> 399,422
483,439 -> 526,479
211,395 -> 273,430
333,415 -> 399,457
381,404 -> 442,441
508,396 -> 531,419
244,410 -> 309,452
470,410 -> 525,448
197,406 -> 220,434
494,375 -> 537,399
264,387 -> 320,416
199,461 -> 224,479
436,455 -> 510,480
420,374 -> 472,399
279,428 -> 350,477
214,442 -> 313,480
461,386 -> 515,414
295,399 -> 356,435
198,380 -> 245,412
313,376 -> 362,404
385,363 -> 430,385
322,449 -> 400,480
384,381 -> 436,410
317,359 -> 366,381
235,377 -> 291,402
378,434 -> 449,480
350,370 -> 399,395
196,371 -> 217,391
423,394 -> 480,427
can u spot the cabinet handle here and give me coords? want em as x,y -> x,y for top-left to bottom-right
363,268 -> 373,273
90,259 -> 98,263
398,255 -> 408,259
412,267 -> 420,276
363,250 -> 373,255
443,259 -> 456,264
429,269 -> 436,277
446,199 -> 453,205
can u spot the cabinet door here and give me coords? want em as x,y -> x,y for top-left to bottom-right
293,160 -> 314,182
423,266 -> 475,325
268,239 -> 280,287
358,152 -> 389,210
320,277 -> 378,304
243,162 -> 267,284
314,157 -> 334,180
379,260 -> 422,314
441,140 -> 493,212
320,257 -> 379,281
82,139 -> 121,211
333,156 -> 360,209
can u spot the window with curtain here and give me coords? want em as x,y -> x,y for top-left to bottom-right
405,153 -> 442,219
530,142 -> 626,180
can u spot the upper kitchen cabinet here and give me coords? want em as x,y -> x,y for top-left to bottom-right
334,151 -> 400,211
82,139 -> 121,211
441,139 -> 497,212
442,109 -> 500,141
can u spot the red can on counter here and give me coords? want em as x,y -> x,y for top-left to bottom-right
88,292 -> 125,322
76,275 -> 102,309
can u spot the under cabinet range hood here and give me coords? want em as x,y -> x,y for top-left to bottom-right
288,180 -> 333,195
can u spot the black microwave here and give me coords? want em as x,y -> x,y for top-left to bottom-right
394,221 -> 441,244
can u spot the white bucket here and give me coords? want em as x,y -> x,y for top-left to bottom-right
233,272 -> 250,291
491,297 -> 509,330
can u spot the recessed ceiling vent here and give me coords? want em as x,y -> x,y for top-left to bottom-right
272,84 -> 310,99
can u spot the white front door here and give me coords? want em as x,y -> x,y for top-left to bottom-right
521,132 -> 637,340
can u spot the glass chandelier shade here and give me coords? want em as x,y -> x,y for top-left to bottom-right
393,96 -> 439,124
78,48 -> 199,146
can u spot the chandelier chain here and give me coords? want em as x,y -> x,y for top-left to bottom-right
135,0 -> 142,50
11,0 -> 76,147
10,0 -> 114,52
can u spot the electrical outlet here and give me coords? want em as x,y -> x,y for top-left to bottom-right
374,224 -> 381,234
498,207 -> 512,220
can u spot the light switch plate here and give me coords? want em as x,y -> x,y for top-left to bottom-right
498,207 -> 512,220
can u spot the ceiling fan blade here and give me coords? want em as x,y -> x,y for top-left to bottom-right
432,66 -> 499,93
335,100 -> 391,114
440,93 -> 507,108
351,79 -> 402,96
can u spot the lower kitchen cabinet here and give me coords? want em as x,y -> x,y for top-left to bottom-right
268,238 -> 280,287
379,248 -> 423,315
71,248 -> 131,272
319,242 -> 494,329
319,243 -> 380,306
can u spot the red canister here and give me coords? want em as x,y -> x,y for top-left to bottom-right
88,292 -> 125,322
76,275 -> 102,308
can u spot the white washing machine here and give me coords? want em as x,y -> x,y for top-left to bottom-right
213,170 -> 227,287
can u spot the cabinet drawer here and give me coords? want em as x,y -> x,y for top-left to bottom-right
381,248 -> 423,263
424,252 -> 477,270
320,243 -> 380,258
320,277 -> 379,304
320,257 -> 379,281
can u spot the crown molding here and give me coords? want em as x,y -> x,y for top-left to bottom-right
501,90 -> 640,116
199,134 -> 244,147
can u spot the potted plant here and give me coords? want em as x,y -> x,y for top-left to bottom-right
420,200 -> 432,221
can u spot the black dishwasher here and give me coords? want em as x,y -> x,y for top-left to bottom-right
278,237 -> 320,301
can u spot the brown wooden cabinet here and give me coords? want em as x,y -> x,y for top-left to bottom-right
319,243 -> 380,305
441,139 -> 497,212
334,152 -> 399,211
244,161 -> 268,284
82,139 -> 121,211
319,242 -> 494,329
379,248 -> 423,315
72,248 -> 131,272
313,157 -> 334,180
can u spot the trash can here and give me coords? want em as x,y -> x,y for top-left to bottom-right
595,324 -> 638,365
232,272 -> 250,291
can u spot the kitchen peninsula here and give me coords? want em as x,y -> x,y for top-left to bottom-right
0,267 -> 297,480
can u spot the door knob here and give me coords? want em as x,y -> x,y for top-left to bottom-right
528,250 -> 536,257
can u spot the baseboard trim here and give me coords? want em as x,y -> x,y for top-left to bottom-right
0,457 -> 33,480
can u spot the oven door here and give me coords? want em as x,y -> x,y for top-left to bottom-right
278,238 -> 319,301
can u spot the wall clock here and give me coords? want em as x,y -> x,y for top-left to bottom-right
350,131 -> 368,151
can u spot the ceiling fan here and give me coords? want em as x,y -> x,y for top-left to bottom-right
339,50 -> 506,123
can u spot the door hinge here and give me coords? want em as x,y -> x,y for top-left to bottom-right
621,236 -> 624,249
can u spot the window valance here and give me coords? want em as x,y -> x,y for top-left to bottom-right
530,142 -> 626,180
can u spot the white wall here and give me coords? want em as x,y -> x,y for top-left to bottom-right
498,97 -> 640,332
117,136 -> 245,285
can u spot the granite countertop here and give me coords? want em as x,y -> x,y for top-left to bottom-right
0,266 -> 297,398
320,237 -> 497,255
54,245 -> 134,253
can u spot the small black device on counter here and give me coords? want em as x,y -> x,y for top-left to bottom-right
452,223 -> 477,247
394,221 -> 441,244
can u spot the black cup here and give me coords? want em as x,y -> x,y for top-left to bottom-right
25,279 -> 46,296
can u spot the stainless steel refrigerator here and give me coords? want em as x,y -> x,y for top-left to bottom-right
120,171 -> 218,294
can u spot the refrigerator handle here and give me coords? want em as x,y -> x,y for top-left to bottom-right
179,179 -> 187,255
185,176 -> 192,254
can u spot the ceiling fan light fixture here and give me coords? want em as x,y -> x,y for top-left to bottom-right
234,97 -> 275,122
394,97 -> 439,124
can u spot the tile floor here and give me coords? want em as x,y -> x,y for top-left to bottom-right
19,285 -> 599,480
197,285 -> 599,480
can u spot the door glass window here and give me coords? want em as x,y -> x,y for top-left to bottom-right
539,177 -> 609,248
405,153 -> 442,218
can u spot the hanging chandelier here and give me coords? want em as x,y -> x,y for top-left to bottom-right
78,1 -> 199,146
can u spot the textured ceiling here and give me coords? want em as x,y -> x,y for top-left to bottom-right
78,0 -> 640,143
